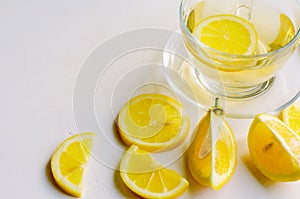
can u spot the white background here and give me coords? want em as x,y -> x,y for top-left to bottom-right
1,0 -> 300,198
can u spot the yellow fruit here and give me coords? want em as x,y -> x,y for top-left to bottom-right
118,94 -> 190,152
269,13 -> 295,50
119,145 -> 189,198
193,14 -> 258,55
188,99 -> 237,190
51,132 -> 95,197
248,114 -> 300,182
281,102 -> 300,135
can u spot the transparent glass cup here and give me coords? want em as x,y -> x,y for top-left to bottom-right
180,0 -> 300,99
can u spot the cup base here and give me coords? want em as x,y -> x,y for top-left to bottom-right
194,69 -> 275,99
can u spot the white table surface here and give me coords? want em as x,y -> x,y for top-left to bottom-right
1,0 -> 300,199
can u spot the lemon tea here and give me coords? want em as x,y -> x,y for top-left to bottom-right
180,0 -> 300,98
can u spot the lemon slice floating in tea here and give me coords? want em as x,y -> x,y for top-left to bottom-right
188,99 -> 237,190
118,94 -> 190,152
51,132 -> 95,197
119,145 -> 189,198
248,114 -> 300,182
192,14 -> 258,55
281,102 -> 300,136
269,13 -> 295,51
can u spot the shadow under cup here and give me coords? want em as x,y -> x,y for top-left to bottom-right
180,0 -> 300,99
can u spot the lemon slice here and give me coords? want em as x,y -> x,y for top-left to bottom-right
269,13 -> 295,51
193,14 -> 258,55
281,102 -> 300,135
120,145 -> 189,198
118,94 -> 190,152
188,99 -> 237,190
248,114 -> 300,182
51,132 -> 95,197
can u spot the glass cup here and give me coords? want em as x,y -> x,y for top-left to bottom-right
180,0 -> 300,99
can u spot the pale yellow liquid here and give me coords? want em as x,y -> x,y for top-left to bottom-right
183,0 -> 297,91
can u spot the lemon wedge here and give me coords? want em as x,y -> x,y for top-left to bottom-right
51,132 -> 95,197
118,94 -> 190,152
248,114 -> 300,182
119,145 -> 189,198
281,102 -> 300,136
193,14 -> 258,55
188,99 -> 237,190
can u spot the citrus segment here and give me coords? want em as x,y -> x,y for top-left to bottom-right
188,102 -> 237,190
281,102 -> 300,135
118,94 -> 190,152
269,13 -> 295,50
51,132 -> 95,197
193,14 -> 258,55
120,145 -> 189,198
248,114 -> 300,182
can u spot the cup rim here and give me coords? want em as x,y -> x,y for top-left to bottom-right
179,0 -> 300,59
